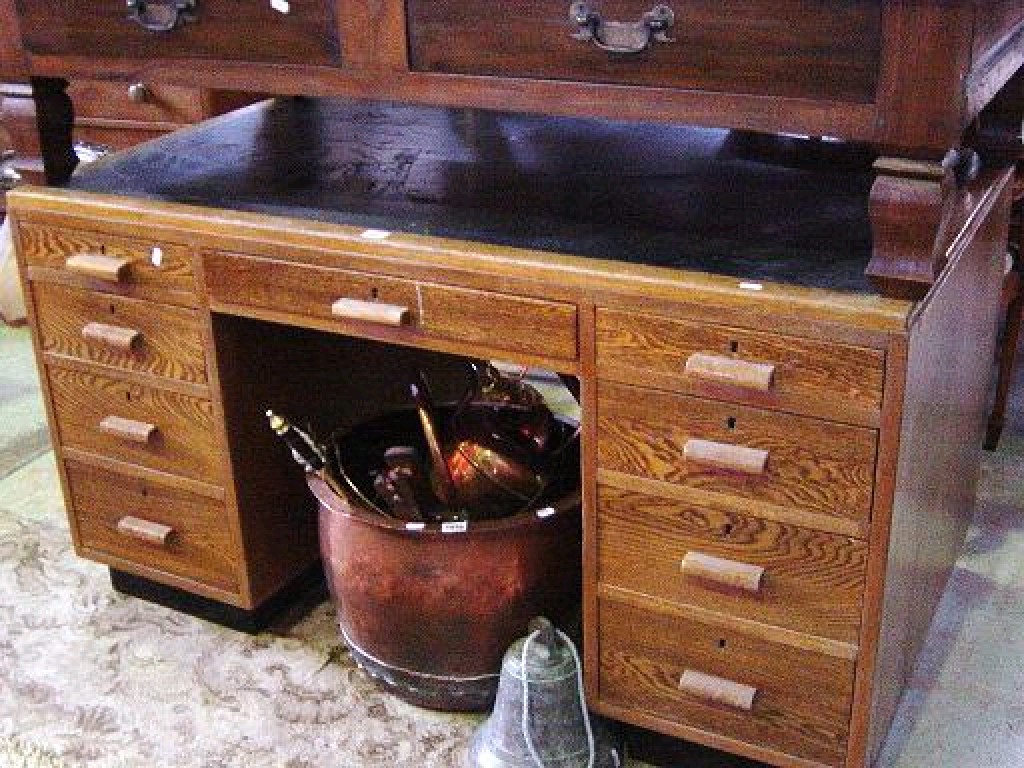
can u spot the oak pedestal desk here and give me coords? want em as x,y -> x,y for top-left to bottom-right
8,97 -> 1013,768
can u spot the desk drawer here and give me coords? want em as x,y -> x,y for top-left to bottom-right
407,0 -> 880,103
204,252 -> 578,361
597,483 -> 867,645
47,366 -> 220,483
596,308 -> 884,423
65,459 -> 238,593
599,597 -> 853,767
18,222 -> 197,306
33,282 -> 207,386
17,0 -> 338,66
597,381 -> 876,529
67,80 -> 205,125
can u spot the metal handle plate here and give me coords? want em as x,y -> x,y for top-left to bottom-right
569,2 -> 675,54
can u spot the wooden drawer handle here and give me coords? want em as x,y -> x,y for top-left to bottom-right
116,516 -> 175,547
679,669 -> 757,711
99,415 -> 158,445
331,297 -> 411,327
81,322 -> 142,352
684,353 -> 775,392
684,438 -> 768,475
65,253 -> 133,282
681,551 -> 765,594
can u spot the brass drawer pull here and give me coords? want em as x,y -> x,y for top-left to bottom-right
81,322 -> 142,352
331,297 -> 411,327
569,2 -> 675,55
65,253 -> 133,282
116,515 -> 175,547
99,415 -> 158,445
684,438 -> 768,475
681,551 -> 765,594
126,0 -> 198,33
684,353 -> 775,392
678,669 -> 757,711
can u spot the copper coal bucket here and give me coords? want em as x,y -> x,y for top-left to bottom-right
308,409 -> 582,712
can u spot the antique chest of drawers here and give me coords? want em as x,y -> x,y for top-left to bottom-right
8,99 -> 1012,768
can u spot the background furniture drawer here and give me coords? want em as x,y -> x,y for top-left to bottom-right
47,366 -> 220,482
204,252 -> 578,361
65,459 -> 238,593
596,308 -> 884,424
33,282 -> 207,386
597,381 -> 877,531
599,597 -> 854,767
67,80 -> 206,125
597,483 -> 867,645
406,0 -> 880,103
17,222 -> 197,306
16,0 -> 339,66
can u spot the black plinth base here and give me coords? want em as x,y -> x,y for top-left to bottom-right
624,725 -> 768,768
109,566 -> 327,635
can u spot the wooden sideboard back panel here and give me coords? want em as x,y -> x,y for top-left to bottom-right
16,0 -> 340,65
407,0 -> 882,103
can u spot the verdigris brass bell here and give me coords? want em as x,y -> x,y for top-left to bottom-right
467,617 -> 621,768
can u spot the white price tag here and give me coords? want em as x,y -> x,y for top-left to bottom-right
404,522 -> 426,531
738,281 -> 764,291
270,0 -> 290,13
360,229 -> 392,241
441,520 -> 469,534
150,247 -> 163,267
535,507 -> 556,519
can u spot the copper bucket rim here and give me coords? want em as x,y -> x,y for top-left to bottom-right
307,474 -> 581,536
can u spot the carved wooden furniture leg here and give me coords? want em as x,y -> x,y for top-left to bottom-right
866,155 -> 959,300
30,76 -> 77,185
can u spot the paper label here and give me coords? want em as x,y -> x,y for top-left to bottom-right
441,521 -> 469,534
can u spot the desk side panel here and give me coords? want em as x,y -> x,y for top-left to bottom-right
865,171 -> 1012,764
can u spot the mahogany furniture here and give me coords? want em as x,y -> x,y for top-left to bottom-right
7,98 -> 1013,768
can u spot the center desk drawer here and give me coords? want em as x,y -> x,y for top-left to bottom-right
47,366 -> 220,483
65,459 -> 238,594
599,597 -> 854,767
32,282 -> 207,386
18,222 -> 197,307
407,0 -> 880,103
598,483 -> 867,645
596,308 -> 884,424
203,252 -> 578,361
598,381 -> 877,531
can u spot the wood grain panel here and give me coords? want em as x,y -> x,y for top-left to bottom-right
598,597 -> 854,767
18,222 -> 197,306
407,0 -> 881,103
596,308 -> 884,426
205,251 -> 578,361
33,281 -> 207,385
598,381 -> 877,526
597,483 -> 867,644
66,459 -> 239,593
47,366 -> 219,483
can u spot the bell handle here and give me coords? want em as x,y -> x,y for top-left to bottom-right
678,669 -> 757,711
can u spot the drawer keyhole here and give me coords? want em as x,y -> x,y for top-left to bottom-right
125,391 -> 132,403
721,523 -> 734,537
726,416 -> 737,430
717,638 -> 728,650
370,286 -> 380,300
729,340 -> 739,353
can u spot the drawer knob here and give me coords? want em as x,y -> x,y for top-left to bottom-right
569,2 -> 675,55
331,297 -> 411,327
684,438 -> 768,475
116,515 -> 175,547
678,669 -> 757,712
127,83 -> 151,104
684,353 -> 775,392
99,415 -> 158,445
81,322 -> 142,352
65,253 -> 133,283
681,551 -> 765,594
